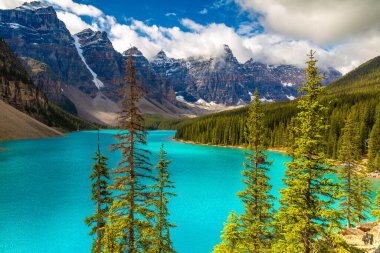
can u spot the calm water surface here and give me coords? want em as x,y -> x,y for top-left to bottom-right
0,130 -> 292,252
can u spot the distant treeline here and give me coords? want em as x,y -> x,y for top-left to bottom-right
175,55 -> 380,163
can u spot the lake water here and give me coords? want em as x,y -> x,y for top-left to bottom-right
0,130 -> 310,252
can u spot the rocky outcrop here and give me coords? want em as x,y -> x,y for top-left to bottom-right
0,2 -> 97,100
0,2 -> 342,122
149,44 -> 341,105
0,37 -> 48,119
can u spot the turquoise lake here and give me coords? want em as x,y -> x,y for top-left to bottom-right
0,130 -> 296,252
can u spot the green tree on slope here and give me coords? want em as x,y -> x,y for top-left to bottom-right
212,211 -> 243,253
85,129 -> 112,253
238,88 -> 274,252
150,144 -> 176,253
274,51 -> 340,252
368,113 -> 380,171
106,56 -> 153,252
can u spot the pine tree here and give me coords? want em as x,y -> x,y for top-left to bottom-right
337,111 -> 361,228
212,211 -> 242,253
368,116 -> 380,171
350,173 -> 372,224
150,144 -> 176,253
85,129 -> 112,253
237,88 -> 274,252
107,56 -> 153,252
274,51 -> 340,252
372,187 -> 380,220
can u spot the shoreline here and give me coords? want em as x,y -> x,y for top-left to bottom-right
173,138 -> 288,154
173,138 -> 380,180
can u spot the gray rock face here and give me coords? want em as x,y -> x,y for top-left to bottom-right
75,28 -> 124,100
149,45 -> 341,105
0,2 -> 97,101
0,2 -> 342,112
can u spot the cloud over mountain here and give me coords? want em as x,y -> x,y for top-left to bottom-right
1,0 -> 380,74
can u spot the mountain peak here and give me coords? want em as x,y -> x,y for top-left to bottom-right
77,28 -> 95,35
156,50 -> 167,58
16,1 -> 51,11
223,44 -> 232,53
123,47 -> 144,57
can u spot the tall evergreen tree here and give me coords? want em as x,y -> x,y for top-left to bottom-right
274,51 -> 340,252
85,129 -> 112,253
350,173 -> 372,224
372,187 -> 380,220
212,211 -> 243,253
337,111 -> 361,228
368,115 -> 380,171
150,144 -> 176,253
237,88 -> 274,252
107,56 -> 153,252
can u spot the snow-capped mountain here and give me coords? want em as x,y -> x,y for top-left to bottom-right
0,2 -> 341,123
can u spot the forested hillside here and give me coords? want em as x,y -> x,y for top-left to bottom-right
0,37 -> 96,132
175,55 -> 380,166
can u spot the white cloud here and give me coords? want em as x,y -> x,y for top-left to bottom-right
181,18 -> 204,32
165,12 -> 176,17
44,0 -> 102,17
2,0 -> 380,74
199,8 -> 208,14
57,11 -> 93,34
0,0 -> 32,9
234,0 -> 380,45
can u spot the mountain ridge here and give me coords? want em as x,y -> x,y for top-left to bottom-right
0,2 -> 342,125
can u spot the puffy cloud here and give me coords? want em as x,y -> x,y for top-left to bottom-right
2,0 -> 380,74
57,11 -> 94,34
0,0 -> 33,9
181,19 -> 204,32
234,0 -> 380,45
44,0 -> 102,17
199,8 -> 208,15
165,12 -> 177,17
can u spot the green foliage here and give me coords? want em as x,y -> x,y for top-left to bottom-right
107,57 -> 153,252
212,211 -> 244,253
350,173 -> 372,224
175,53 -> 380,162
337,111 -> 361,228
372,187 -> 380,220
85,130 -> 112,253
238,89 -> 274,252
143,114 -> 188,130
46,102 -> 98,131
368,112 -> 380,171
149,145 -> 176,253
274,51 -> 341,252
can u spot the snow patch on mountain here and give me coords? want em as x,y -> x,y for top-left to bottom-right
281,81 -> 295,87
248,91 -> 254,101
72,35 -> 104,89
286,95 -> 296,100
16,1 -> 48,11
260,97 -> 275,103
176,96 -> 185,102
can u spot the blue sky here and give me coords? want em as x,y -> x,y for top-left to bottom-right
1,0 -> 380,74
74,0 -> 257,31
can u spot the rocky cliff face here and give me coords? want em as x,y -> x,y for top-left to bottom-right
74,28 -> 124,101
149,45 -> 341,105
0,37 -> 48,118
0,2 -> 97,103
0,2 -> 342,121
0,37 -> 96,131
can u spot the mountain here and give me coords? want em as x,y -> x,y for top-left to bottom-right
0,2 -> 341,125
174,53 -> 380,159
0,37 -> 96,139
149,44 -> 341,105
